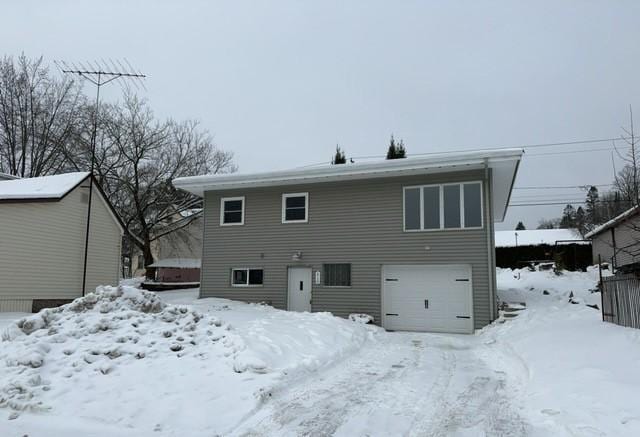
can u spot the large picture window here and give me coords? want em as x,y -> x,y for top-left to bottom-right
220,197 -> 245,225
404,182 -> 483,231
231,268 -> 263,286
282,193 -> 309,223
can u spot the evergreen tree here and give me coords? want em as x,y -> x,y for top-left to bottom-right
515,221 -> 526,230
559,204 -> 577,228
585,186 -> 599,227
386,135 -> 407,159
575,206 -> 587,236
332,145 -> 346,164
396,139 -> 406,158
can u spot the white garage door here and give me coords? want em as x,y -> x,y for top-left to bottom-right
382,265 -> 473,334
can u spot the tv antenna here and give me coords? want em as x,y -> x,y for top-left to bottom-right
55,59 -> 146,297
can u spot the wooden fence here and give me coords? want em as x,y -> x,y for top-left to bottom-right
601,274 -> 640,329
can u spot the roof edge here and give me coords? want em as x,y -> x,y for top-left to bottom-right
174,149 -> 524,193
585,205 -> 639,238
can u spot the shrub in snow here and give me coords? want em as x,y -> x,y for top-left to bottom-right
349,313 -> 374,324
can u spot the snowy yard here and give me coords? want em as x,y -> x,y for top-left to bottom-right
1,268 -> 640,436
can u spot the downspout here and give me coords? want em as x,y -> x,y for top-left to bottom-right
611,228 -> 617,271
484,160 -> 497,321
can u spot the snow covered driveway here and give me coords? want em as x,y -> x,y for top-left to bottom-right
233,332 -> 527,437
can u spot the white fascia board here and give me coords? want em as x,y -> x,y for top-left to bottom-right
173,149 -> 524,223
174,149 -> 523,195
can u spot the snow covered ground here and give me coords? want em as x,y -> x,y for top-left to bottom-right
1,268 -> 640,436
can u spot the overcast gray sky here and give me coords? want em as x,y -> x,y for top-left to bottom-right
3,0 -> 640,230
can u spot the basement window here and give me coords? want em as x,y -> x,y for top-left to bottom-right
323,264 -> 351,287
404,182 -> 483,231
231,268 -> 263,286
220,197 -> 245,225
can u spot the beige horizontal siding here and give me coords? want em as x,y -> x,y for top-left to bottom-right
0,299 -> 32,312
201,170 -> 495,329
0,182 -> 122,306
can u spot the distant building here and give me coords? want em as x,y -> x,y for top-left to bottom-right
0,172 -> 19,181
586,206 -> 640,273
495,229 -> 591,270
130,208 -> 202,278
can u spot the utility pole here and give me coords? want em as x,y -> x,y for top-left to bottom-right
56,60 -> 146,296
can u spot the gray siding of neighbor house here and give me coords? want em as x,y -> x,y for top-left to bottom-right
0,181 -> 122,311
592,216 -> 640,268
200,169 -> 496,329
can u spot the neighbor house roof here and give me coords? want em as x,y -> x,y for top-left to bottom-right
173,148 -> 524,222
585,205 -> 639,239
148,258 -> 201,269
495,229 -> 586,248
0,172 -> 19,180
0,172 -> 90,201
0,172 -> 126,233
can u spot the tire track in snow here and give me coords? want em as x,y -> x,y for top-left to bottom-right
232,333 -> 531,437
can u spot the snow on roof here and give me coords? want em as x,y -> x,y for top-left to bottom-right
585,205 -> 639,239
0,172 -> 90,201
174,148 -> 524,222
148,258 -> 201,269
495,229 -> 586,248
178,208 -> 203,218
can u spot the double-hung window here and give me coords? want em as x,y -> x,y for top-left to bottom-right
282,193 -> 309,223
220,197 -> 245,225
404,182 -> 483,231
231,268 -> 263,286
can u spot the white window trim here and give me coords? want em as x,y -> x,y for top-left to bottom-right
403,181 -> 483,232
230,267 -> 264,287
220,196 -> 245,226
282,192 -> 309,223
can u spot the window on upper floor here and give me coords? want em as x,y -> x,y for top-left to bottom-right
220,196 -> 245,225
282,192 -> 309,223
404,182 -> 483,231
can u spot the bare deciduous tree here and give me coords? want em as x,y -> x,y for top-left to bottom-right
0,54 -> 84,176
75,94 -> 235,276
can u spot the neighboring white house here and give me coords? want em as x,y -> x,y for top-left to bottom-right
0,172 -> 19,181
0,172 -> 124,312
587,206 -> 640,272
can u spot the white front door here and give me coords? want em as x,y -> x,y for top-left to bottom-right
288,267 -> 312,312
382,265 -> 473,334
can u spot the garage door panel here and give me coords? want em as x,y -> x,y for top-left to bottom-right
382,264 -> 473,334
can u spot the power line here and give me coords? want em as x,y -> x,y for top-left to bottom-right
298,135 -> 635,168
526,146 -> 629,157
514,183 -> 613,190
510,199 -> 629,207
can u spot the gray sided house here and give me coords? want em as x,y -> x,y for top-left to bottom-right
174,149 -> 523,333
0,172 -> 124,312
587,206 -> 640,273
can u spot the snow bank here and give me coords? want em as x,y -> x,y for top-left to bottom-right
482,267 -> 640,436
0,286 -> 375,435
